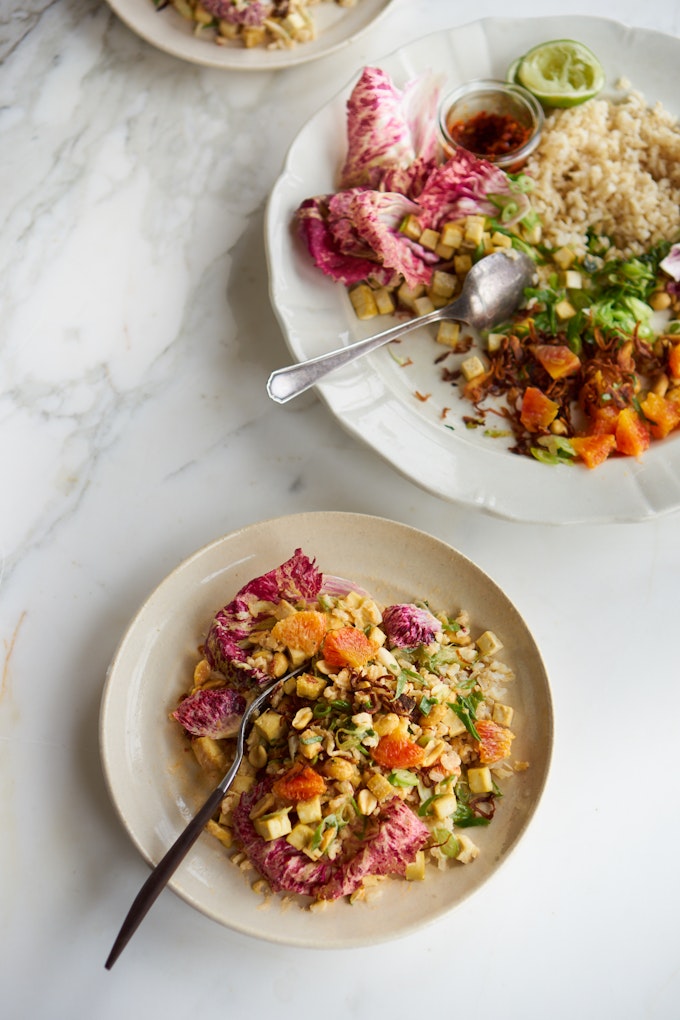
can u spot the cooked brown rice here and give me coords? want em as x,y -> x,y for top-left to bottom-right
524,86 -> 680,257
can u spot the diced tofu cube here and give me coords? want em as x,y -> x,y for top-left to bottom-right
461,355 -> 486,381
405,850 -> 426,881
299,729 -> 323,758
435,241 -> 455,260
432,793 -> 458,819
191,736 -> 228,775
413,295 -> 435,316
455,833 -> 480,864
367,772 -> 396,802
492,702 -> 515,727
491,231 -> 512,249
242,26 -> 266,47
436,321 -> 460,347
464,216 -> 486,246
205,819 -> 233,849
476,630 -> 504,656
286,822 -> 315,851
400,214 -> 422,240
454,253 -> 473,275
523,223 -> 542,245
397,281 -> 426,311
296,674 -> 326,700
563,269 -> 582,289
253,808 -> 292,842
553,246 -> 576,270
296,795 -> 322,824
555,299 -> 577,320
374,287 -> 396,315
419,228 -> 440,251
445,713 -> 468,739
349,284 -> 378,320
487,332 -> 506,352
430,270 -> 457,299
440,222 -> 464,249
468,766 -> 493,794
368,625 -> 386,647
254,710 -> 286,743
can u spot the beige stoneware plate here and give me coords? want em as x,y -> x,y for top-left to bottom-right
105,0 -> 394,70
100,512 -> 553,948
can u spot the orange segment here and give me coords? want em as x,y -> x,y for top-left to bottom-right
615,407 -> 650,457
520,386 -> 559,431
322,626 -> 377,669
272,764 -> 326,802
271,610 -> 328,656
476,719 -> 514,764
570,434 -> 616,468
372,734 -> 425,769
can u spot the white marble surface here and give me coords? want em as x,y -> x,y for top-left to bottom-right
2,0 -> 680,1016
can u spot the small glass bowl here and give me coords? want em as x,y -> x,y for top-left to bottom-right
438,79 -> 544,172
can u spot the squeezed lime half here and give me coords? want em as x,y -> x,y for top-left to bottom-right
510,39 -> 605,108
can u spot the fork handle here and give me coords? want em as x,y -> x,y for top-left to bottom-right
266,304 -> 451,404
104,762 -> 240,970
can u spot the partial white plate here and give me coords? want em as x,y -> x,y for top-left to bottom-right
105,0 -> 394,70
266,16 -> 680,523
100,512 -> 552,948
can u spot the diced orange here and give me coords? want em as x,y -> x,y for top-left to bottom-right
272,764 -> 326,802
640,391 -> 680,439
475,719 -> 514,765
530,344 -> 581,380
668,342 -> 680,381
372,734 -> 425,769
271,610 -> 328,656
520,386 -> 559,431
322,626 -> 377,669
615,407 -> 651,457
570,434 -> 616,469
587,405 -> 619,436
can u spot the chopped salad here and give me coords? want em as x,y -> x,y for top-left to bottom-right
172,549 -> 522,905
295,63 -> 680,469
155,0 -> 358,50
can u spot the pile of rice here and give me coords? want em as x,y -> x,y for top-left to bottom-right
524,86 -> 680,257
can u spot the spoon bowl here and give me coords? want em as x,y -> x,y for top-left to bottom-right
267,249 -> 536,404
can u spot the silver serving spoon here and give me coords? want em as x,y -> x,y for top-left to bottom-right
104,666 -> 303,970
267,249 -> 535,404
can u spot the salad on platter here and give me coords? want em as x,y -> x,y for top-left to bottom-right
152,0 -> 361,50
294,41 -> 680,470
172,549 -> 524,906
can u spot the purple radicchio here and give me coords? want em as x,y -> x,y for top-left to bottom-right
296,188 -> 438,289
172,686 -> 246,739
232,780 -> 429,900
415,148 -> 521,229
205,548 -> 323,690
339,67 -> 444,190
660,243 -> 680,282
382,603 -> 442,649
200,0 -> 273,25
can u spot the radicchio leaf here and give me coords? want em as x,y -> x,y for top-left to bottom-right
205,549 -> 323,690
339,67 -> 444,190
382,603 -> 442,649
173,687 -> 246,739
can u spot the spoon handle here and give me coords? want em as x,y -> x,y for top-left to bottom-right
104,671 -> 295,970
267,303 -> 456,404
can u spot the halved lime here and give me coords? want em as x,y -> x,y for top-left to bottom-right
510,39 -> 605,108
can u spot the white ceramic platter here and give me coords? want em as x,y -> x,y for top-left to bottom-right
266,17 -> 680,523
100,512 -> 552,948
105,0 -> 394,70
